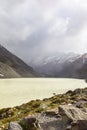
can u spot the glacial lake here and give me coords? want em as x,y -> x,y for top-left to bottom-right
0,78 -> 86,108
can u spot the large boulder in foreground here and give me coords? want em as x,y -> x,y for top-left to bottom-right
59,105 -> 87,130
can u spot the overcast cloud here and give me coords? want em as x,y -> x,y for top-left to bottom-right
0,0 -> 87,62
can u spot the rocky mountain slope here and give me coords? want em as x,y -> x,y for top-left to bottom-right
0,45 -> 37,78
58,53 -> 87,79
0,87 -> 87,130
29,52 -> 87,78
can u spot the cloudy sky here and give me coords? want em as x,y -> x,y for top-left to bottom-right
0,0 -> 87,62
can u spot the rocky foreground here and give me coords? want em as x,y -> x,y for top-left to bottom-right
0,87 -> 87,130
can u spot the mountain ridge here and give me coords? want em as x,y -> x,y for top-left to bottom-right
29,52 -> 87,78
0,45 -> 37,78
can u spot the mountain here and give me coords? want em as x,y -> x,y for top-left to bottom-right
29,52 -> 81,77
29,52 -> 87,78
0,45 -> 37,78
58,53 -> 87,78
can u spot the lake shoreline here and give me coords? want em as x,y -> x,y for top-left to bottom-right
0,78 -> 86,108
0,86 -> 87,130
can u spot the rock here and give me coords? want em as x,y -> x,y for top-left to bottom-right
37,113 -> 63,130
75,101 -> 84,108
20,115 -> 41,130
22,115 -> 36,124
82,88 -> 87,95
71,88 -> 82,96
77,120 -> 87,130
59,105 -> 87,121
66,125 -> 71,130
45,109 -> 58,117
43,98 -> 48,101
59,105 -> 87,130
71,120 -> 87,130
77,100 -> 87,108
73,89 -> 82,94
66,90 -> 73,95
6,108 -> 14,117
8,122 -> 23,130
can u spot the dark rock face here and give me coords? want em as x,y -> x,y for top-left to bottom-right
0,45 -> 37,78
8,122 -> 23,130
20,115 -> 41,130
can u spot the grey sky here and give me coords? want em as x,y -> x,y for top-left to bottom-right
0,0 -> 87,61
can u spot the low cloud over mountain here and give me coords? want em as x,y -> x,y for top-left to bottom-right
0,0 -> 87,63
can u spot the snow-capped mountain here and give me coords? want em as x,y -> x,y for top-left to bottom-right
30,52 -> 81,66
59,53 -> 87,79
29,52 -> 83,77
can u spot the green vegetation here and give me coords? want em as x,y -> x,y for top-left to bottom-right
0,87 -> 87,130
